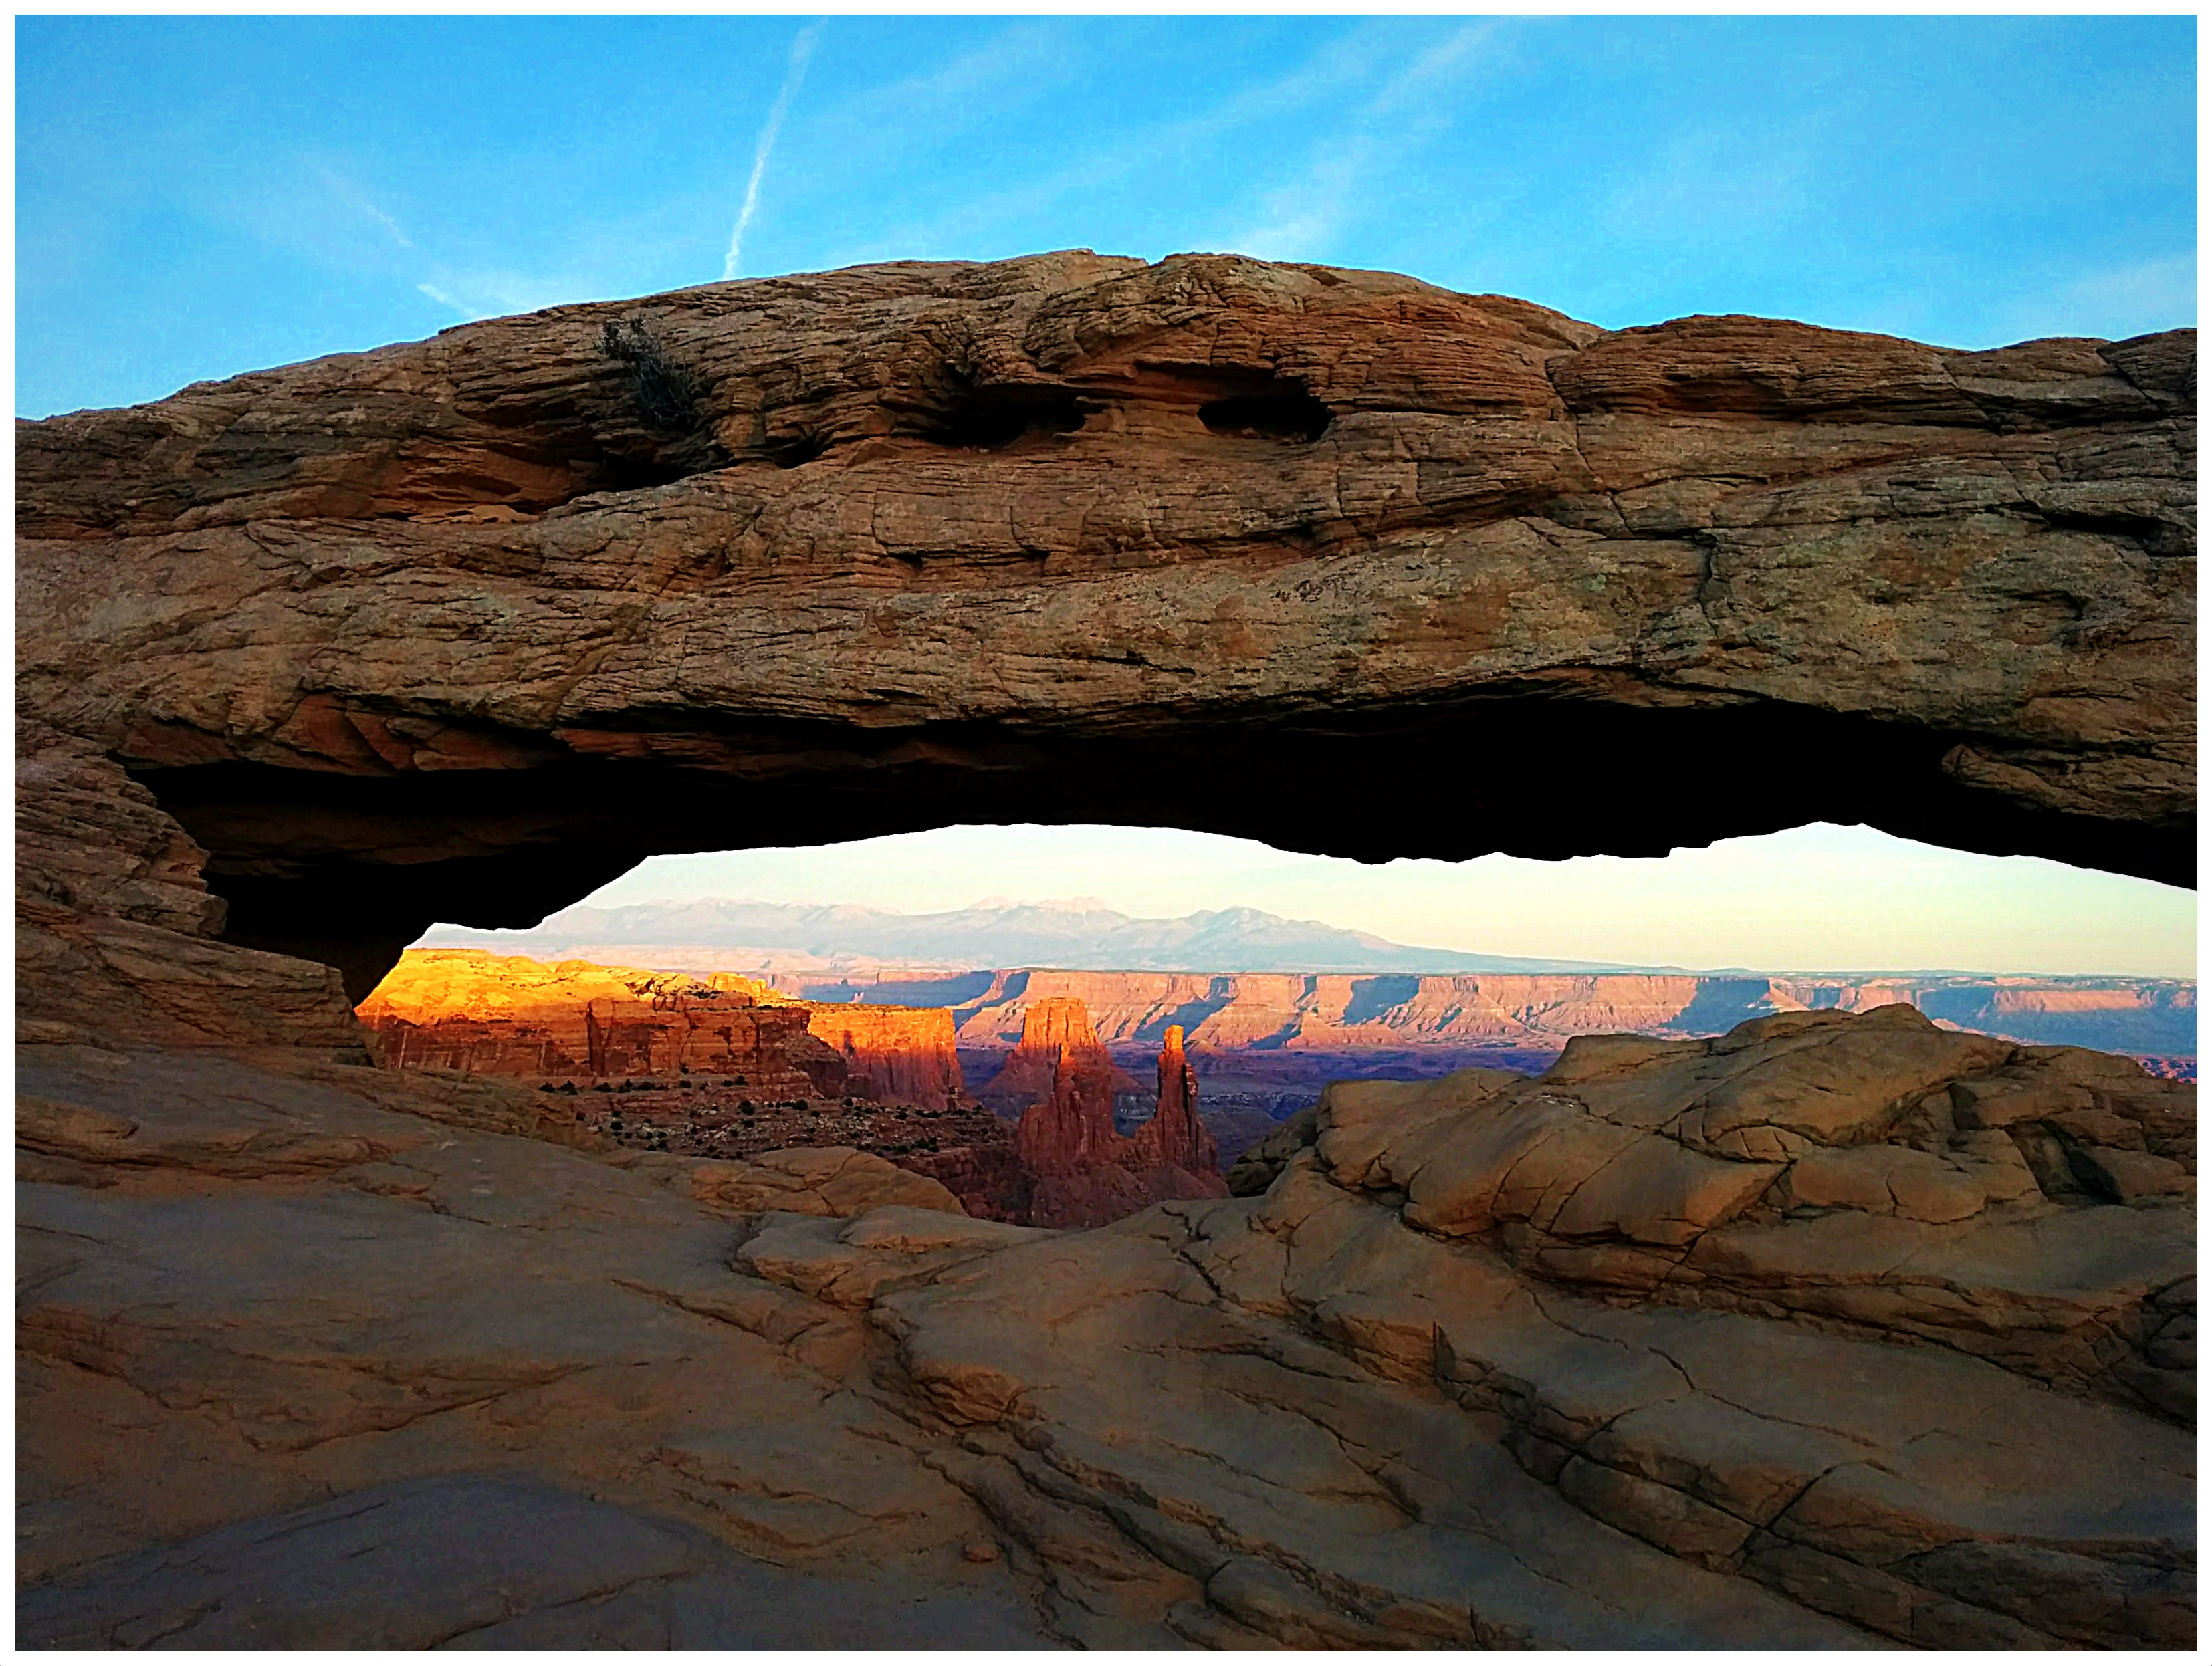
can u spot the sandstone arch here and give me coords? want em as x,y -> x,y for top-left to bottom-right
13,253 -> 2199,1651
16,251 -> 2194,1022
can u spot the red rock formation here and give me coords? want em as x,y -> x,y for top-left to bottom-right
1010,1049 -> 1120,1180
950,969 -> 2198,1062
804,1004 -> 964,1109
358,949 -> 837,1099
1127,1025 -> 1216,1175
982,997 -> 1140,1115
1003,1003 -> 1228,1227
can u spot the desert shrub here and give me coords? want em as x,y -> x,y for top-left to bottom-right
600,318 -> 699,433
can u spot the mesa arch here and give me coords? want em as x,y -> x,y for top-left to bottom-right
15,250 -> 2195,1018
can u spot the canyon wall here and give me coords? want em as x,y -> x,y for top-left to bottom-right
802,1004 -> 964,1110
938,967 -> 2197,1061
360,949 -> 971,1110
358,949 -> 831,1096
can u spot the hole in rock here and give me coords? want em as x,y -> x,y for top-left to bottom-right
763,432 -> 831,469
133,691 -> 2191,1018
336,804 -> 2193,1233
908,385 -> 1087,451
1200,388 -> 1333,443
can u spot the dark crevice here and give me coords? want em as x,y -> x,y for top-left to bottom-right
590,455 -> 705,493
763,433 -> 831,469
2030,506 -> 2195,557
905,384 -> 1088,451
1200,390 -> 1333,444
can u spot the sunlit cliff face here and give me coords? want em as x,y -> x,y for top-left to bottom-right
358,949 -> 965,1106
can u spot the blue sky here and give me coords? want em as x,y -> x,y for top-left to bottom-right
17,15 -> 2198,976
17,15 -> 2197,416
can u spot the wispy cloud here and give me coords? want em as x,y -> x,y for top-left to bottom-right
318,165 -> 414,249
841,21 -> 1394,263
415,282 -> 476,322
1224,143 -> 1375,263
724,21 -> 825,281
1214,20 -> 1503,264
1599,122 -> 1817,245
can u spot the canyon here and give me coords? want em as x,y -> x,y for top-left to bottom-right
356,949 -> 1227,1225
428,897 -> 2199,1066
14,253 -> 2197,1647
999,1001 -> 1226,1228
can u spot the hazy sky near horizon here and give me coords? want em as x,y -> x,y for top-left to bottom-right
17,14 -> 2197,416
558,823 -> 2197,981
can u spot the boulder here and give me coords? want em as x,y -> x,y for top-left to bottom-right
681,1146 -> 967,1218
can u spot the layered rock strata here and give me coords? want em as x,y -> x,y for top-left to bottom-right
358,949 -> 831,1097
1288,1003 -> 2194,1421
1004,1004 -> 1230,1227
804,1004 -> 964,1109
14,253 -> 2194,1021
17,1005 -> 2193,1647
945,967 -> 2200,1065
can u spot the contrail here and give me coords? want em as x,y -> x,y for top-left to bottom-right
724,21 -> 824,281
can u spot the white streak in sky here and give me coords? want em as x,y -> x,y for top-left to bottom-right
320,166 -> 414,248
361,199 -> 413,249
417,283 -> 477,322
724,21 -> 824,281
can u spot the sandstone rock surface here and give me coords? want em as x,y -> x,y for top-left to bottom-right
1007,1004 -> 1230,1227
17,1005 -> 2194,1647
358,947 -> 830,1094
13,252 -> 2195,1018
12,251 -> 2197,1648
625,1144 -> 968,1219
946,965 -> 2199,1063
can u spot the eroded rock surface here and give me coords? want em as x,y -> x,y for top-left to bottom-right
13,253 -> 2195,1018
18,1005 -> 2194,1648
616,1143 -> 969,1220
1009,1006 -> 1230,1227
360,947 -> 831,1094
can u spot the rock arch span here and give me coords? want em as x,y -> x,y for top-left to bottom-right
16,251 -> 2194,1028
13,251 -> 2199,1651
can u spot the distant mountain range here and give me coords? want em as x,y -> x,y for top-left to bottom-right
422,898 -> 1642,975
